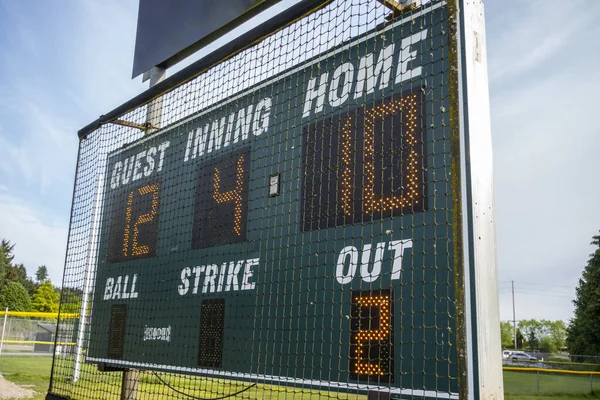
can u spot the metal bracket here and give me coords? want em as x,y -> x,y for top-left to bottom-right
97,362 -> 126,372
367,391 -> 392,400
112,119 -> 159,133
375,0 -> 420,20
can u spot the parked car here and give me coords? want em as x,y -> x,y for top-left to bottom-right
510,352 -> 537,361
502,350 -> 513,359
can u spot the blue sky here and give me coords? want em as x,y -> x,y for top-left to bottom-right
0,0 -> 145,287
485,0 -> 600,323
0,0 -> 599,324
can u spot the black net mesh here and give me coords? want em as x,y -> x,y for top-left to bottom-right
50,1 -> 463,399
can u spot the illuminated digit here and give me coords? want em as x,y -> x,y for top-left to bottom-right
340,94 -> 421,218
353,294 -> 391,376
212,153 -> 245,236
122,191 -> 134,257
362,94 -> 421,214
131,182 -> 159,256
340,116 -> 354,216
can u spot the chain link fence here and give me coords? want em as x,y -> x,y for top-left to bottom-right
503,369 -> 600,396
501,353 -> 600,396
0,312 -> 77,356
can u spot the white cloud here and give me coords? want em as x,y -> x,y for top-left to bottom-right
488,0 -> 600,322
488,0 -> 600,84
0,0 -> 145,195
0,93 -> 78,196
0,0 -> 144,286
0,190 -> 68,284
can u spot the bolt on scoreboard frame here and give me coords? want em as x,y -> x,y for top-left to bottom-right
51,1 -> 503,399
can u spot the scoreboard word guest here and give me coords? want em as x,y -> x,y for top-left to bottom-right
87,4 -> 471,398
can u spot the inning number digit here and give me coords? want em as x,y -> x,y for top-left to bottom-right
212,153 -> 245,236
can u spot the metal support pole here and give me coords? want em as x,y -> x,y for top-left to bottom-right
121,369 -> 139,400
9,318 -> 14,345
512,280 -> 517,349
0,307 -> 8,356
536,371 -> 540,394
120,65 -> 166,400
145,66 -> 166,133
73,176 -> 103,382
590,373 -> 593,394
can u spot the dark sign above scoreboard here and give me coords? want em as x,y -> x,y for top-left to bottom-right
89,3 -> 457,397
132,0 -> 331,78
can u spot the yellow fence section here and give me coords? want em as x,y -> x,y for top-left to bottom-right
0,311 -> 79,319
0,311 -> 79,355
2,340 -> 76,346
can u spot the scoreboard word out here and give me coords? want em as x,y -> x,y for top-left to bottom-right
87,3 -> 459,398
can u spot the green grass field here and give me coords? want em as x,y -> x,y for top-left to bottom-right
1,356 -> 365,400
0,356 -> 51,400
2,357 -> 600,399
503,370 -> 600,400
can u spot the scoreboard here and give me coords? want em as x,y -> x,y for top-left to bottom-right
87,3 -> 461,397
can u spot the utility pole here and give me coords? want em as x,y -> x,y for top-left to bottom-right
512,280 -> 517,349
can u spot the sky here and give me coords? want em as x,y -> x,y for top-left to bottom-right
0,0 -> 598,324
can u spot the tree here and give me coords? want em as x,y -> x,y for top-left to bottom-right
35,265 -> 49,283
500,321 -> 514,348
517,319 -> 567,353
5,263 -> 37,296
0,239 -> 15,285
60,300 -> 81,314
515,329 -> 524,349
546,320 -> 567,351
59,287 -> 83,314
31,281 -> 60,313
539,336 -> 557,353
0,282 -> 32,311
568,232 -> 600,356
519,319 -> 543,351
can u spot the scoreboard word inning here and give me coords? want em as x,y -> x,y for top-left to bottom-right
88,4 -> 458,397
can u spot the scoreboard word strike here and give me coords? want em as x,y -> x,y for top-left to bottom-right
87,4 -> 462,398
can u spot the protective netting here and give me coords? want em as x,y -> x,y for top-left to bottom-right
50,1 -> 463,399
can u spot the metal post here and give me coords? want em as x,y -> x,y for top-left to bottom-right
121,369 -> 139,400
120,65 -> 166,400
536,371 -> 540,394
9,318 -> 13,346
0,307 -> 8,356
590,373 -> 593,394
512,280 -> 517,349
145,66 -> 166,133
73,176 -> 103,382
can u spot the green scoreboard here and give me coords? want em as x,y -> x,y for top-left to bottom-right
86,3 -> 481,398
